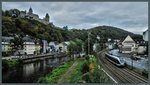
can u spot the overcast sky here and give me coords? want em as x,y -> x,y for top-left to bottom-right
2,2 -> 148,34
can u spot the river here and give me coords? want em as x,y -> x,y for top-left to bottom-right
2,56 -> 69,83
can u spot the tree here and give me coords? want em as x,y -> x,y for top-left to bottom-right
67,39 -> 83,59
73,39 -> 83,57
2,16 -> 16,36
10,9 -> 20,17
4,10 -> 11,16
67,41 -> 77,59
10,34 -> 24,53
95,43 -> 101,52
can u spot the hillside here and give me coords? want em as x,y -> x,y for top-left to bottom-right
2,9 -> 142,43
88,26 -> 142,40
69,26 -> 142,42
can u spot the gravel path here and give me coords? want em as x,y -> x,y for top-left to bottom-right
57,60 -> 78,83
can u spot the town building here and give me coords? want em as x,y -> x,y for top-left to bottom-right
23,42 -> 35,55
2,37 -> 14,56
105,39 -> 119,50
48,41 -> 58,52
19,7 -> 50,25
23,35 -> 39,55
135,40 -> 147,54
119,35 -> 136,53
41,40 -> 49,54
143,29 -> 148,41
105,42 -> 114,50
119,35 -> 147,54
2,35 -> 41,56
56,41 -> 70,52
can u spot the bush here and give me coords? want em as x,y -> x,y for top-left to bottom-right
80,55 -> 113,83
2,59 -> 22,70
88,68 -> 113,83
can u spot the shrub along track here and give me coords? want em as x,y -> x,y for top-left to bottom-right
97,50 -> 148,83
57,60 -> 79,83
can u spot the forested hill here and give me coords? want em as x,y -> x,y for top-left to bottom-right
87,26 -> 142,40
2,9 -> 142,43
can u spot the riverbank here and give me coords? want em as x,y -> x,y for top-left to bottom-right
40,55 -> 113,83
38,60 -> 75,83
2,59 -> 22,71
57,59 -> 80,83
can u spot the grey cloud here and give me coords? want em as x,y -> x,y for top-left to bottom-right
2,2 -> 148,34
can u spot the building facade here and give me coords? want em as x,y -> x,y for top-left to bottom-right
119,35 -> 147,54
56,41 -> 70,52
23,42 -> 35,55
2,37 -> 14,53
119,35 -> 136,53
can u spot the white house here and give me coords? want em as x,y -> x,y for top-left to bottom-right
119,35 -> 136,53
23,42 -> 35,55
137,46 -> 146,54
2,37 -> 14,52
93,43 -> 97,51
22,36 -> 36,55
56,41 -> 70,52
143,29 -> 148,41
105,39 -> 117,50
119,35 -> 147,54
135,40 -> 147,54
106,42 -> 114,50
48,41 -> 58,52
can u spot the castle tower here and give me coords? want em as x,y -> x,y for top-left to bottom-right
45,13 -> 49,22
28,7 -> 33,15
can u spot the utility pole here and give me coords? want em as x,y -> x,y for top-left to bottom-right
88,32 -> 91,55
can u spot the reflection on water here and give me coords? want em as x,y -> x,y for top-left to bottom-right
2,56 -> 69,83
23,63 -> 34,77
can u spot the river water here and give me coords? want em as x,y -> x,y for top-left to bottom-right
2,56 -> 69,83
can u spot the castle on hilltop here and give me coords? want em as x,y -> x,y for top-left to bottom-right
19,7 -> 50,25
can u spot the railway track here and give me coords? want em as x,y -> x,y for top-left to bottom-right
122,68 -> 148,83
97,50 -> 148,83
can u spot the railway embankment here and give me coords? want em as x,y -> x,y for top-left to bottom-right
108,49 -> 148,78
99,50 -> 148,83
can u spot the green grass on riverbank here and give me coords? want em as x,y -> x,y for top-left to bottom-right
2,59 -> 22,70
38,60 -> 74,83
38,55 -> 114,83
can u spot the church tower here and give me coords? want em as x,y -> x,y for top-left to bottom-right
28,7 -> 33,15
45,13 -> 49,22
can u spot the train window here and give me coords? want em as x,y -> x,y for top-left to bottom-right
106,54 -> 120,65
115,59 -> 120,64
